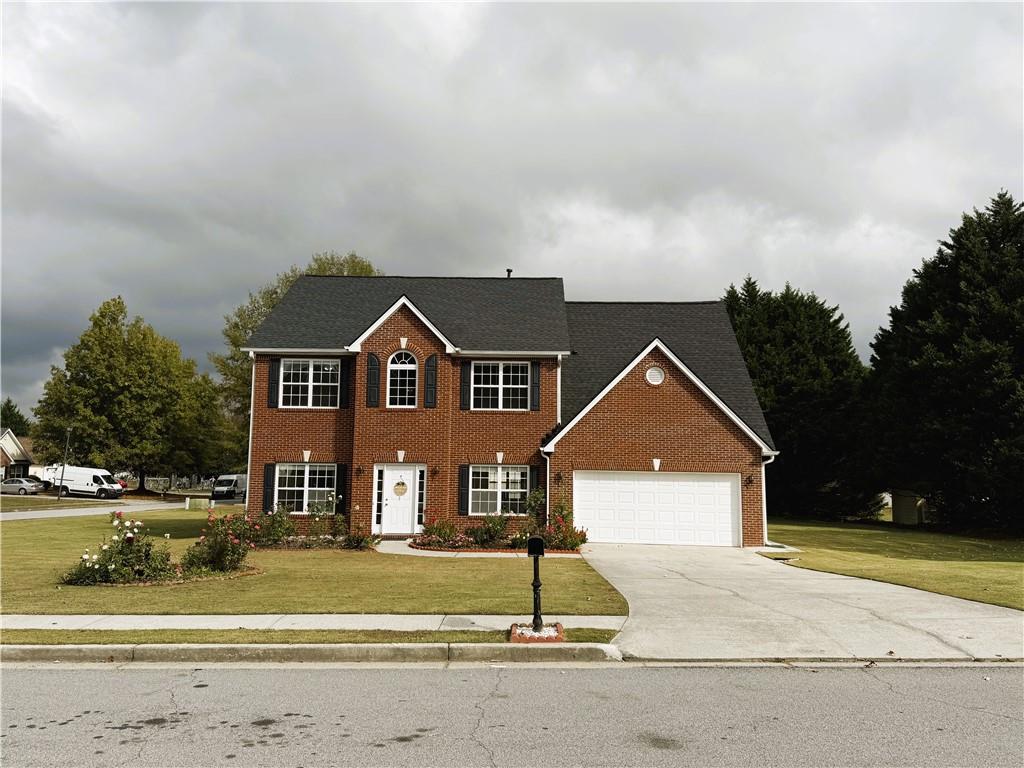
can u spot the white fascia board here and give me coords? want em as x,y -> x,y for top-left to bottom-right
241,348 -> 353,355
346,296 -> 456,353
542,338 -> 776,456
453,350 -> 572,357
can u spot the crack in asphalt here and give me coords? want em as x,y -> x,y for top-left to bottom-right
859,667 -> 1023,722
469,669 -> 502,768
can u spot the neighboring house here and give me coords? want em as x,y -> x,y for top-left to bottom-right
0,429 -> 34,480
243,276 -> 777,547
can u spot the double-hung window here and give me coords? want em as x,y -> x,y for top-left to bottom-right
469,465 -> 529,515
387,351 -> 417,408
471,362 -> 529,410
275,463 -> 336,514
280,359 -> 340,408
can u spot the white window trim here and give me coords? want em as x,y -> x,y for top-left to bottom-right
470,361 -> 530,412
273,463 -> 337,515
468,464 -> 530,516
279,358 -> 341,410
386,351 -> 418,409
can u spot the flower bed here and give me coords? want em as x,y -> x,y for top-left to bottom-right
407,541 -> 582,555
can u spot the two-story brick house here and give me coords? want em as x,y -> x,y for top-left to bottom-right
243,276 -> 777,547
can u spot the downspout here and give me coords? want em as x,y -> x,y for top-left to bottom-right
543,449 -> 552,521
760,453 -> 776,546
245,351 -> 256,514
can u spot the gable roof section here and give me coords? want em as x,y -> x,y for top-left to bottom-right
0,429 -> 33,463
549,302 -> 776,452
244,276 -> 571,353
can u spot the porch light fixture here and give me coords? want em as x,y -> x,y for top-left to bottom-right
652,458 -> 661,471
397,450 -> 405,463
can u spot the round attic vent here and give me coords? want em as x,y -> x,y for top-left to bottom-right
645,366 -> 666,386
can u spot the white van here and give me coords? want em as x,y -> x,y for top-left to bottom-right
45,465 -> 124,499
211,474 -> 247,501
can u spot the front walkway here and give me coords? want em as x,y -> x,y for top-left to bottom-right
0,614 -> 626,632
582,543 -> 1024,661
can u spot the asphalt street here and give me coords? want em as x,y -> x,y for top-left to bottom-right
1,664 -> 1021,767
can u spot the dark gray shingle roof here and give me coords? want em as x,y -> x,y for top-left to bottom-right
245,276 -> 571,352
559,302 -> 775,450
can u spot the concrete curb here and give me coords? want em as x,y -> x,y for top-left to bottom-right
0,642 -> 623,664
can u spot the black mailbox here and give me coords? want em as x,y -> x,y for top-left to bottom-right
527,535 -> 545,558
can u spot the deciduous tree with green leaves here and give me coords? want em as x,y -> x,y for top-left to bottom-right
1,397 -> 32,435
868,191 -> 1023,532
209,251 -> 381,466
32,297 -> 224,490
724,277 -> 879,519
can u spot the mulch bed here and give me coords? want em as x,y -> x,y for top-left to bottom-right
407,542 -> 581,555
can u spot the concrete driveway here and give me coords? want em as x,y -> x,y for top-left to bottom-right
582,544 -> 1024,661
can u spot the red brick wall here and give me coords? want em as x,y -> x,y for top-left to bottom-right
247,355 -> 355,516
546,348 -> 766,546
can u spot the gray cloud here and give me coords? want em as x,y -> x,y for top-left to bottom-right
3,2 -> 1021,413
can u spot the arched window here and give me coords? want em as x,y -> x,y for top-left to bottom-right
387,351 -> 417,408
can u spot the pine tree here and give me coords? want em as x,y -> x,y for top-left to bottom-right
1,398 -> 32,435
869,192 -> 1024,531
725,277 -> 879,519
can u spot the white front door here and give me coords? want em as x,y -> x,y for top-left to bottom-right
378,465 -> 420,535
573,471 -> 741,546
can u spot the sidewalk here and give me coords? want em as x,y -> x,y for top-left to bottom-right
1,613 -> 627,632
0,499 -> 172,521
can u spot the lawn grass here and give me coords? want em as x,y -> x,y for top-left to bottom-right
766,518 -> 1024,611
0,628 -> 617,645
0,495 -> 110,512
0,509 -> 627,616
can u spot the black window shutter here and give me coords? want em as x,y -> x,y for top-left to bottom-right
458,464 -> 470,515
335,463 -> 347,515
339,359 -> 351,408
424,355 -> 437,409
460,361 -> 472,410
530,361 -> 541,411
529,465 -> 540,491
263,463 -> 275,513
267,358 -> 281,408
366,353 -> 380,408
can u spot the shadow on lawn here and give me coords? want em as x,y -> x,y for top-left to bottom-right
768,519 -> 1024,564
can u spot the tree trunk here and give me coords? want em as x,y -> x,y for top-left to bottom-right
137,470 -> 147,492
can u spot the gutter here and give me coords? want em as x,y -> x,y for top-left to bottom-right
245,351 -> 256,514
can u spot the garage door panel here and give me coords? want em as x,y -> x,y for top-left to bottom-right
574,471 -> 740,547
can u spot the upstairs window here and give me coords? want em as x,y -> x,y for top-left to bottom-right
472,362 -> 529,410
387,351 -> 417,408
280,359 -> 340,408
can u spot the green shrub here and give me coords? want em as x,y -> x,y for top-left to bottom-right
248,506 -> 297,546
181,512 -> 252,573
466,513 -> 509,548
412,518 -> 472,549
62,513 -> 175,585
341,526 -> 382,550
542,502 -> 587,550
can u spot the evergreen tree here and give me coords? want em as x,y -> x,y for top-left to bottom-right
725,277 -> 879,519
1,397 -> 32,435
869,191 -> 1024,531
33,298 -> 221,488
209,251 -> 381,467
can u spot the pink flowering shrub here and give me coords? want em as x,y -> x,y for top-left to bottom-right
181,512 -> 252,572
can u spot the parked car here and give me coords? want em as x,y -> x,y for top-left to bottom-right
26,474 -> 49,489
1,478 -> 44,495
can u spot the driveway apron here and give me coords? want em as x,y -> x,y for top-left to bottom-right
582,543 -> 1024,661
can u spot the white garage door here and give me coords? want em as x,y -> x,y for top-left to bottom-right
573,471 -> 741,546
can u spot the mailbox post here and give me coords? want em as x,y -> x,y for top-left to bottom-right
527,535 -> 545,631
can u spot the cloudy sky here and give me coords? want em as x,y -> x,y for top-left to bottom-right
3,2 -> 1021,413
